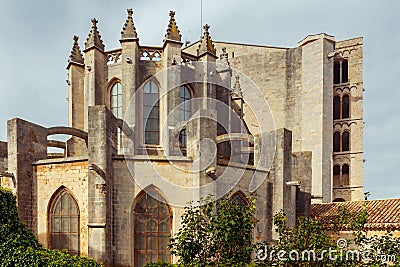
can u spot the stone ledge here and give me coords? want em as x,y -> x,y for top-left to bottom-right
113,154 -> 193,162
33,156 -> 88,165
88,223 -> 106,228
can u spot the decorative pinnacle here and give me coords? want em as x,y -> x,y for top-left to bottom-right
68,35 -> 84,65
85,18 -> 105,51
233,75 -> 243,98
121,8 -> 138,40
197,24 -> 216,57
164,10 -> 182,43
219,47 -> 230,68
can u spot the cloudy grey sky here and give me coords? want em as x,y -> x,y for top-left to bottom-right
0,0 -> 398,200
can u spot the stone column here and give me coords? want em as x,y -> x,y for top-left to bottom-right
67,36 -> 87,156
87,106 -> 117,263
120,9 -> 140,156
187,109 -> 217,202
298,34 -> 334,203
263,128 -> 296,240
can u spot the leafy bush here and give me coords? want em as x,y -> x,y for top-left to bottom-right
0,186 -> 102,267
256,208 -> 400,267
168,194 -> 257,266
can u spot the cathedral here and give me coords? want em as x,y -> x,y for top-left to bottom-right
0,9 -> 364,266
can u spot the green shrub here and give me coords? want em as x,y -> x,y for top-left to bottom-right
168,194 -> 257,266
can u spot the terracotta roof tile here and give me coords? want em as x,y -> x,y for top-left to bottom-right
311,198 -> 400,230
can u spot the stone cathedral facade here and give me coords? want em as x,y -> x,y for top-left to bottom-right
0,9 -> 364,267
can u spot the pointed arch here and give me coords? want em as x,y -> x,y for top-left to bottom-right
143,79 -> 160,145
110,80 -> 123,152
132,186 -> 172,266
107,77 -> 122,108
231,191 -> 249,206
110,82 -> 123,119
180,84 -> 192,121
48,186 -> 80,255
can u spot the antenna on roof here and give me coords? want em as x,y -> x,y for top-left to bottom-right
200,0 -> 203,38
185,30 -> 191,47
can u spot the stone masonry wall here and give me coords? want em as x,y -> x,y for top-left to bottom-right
34,159 -> 89,256
0,141 -> 9,187
0,141 -> 7,172
333,37 -> 364,201
111,158 -> 195,266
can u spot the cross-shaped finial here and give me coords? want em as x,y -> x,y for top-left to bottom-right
91,18 -> 98,27
169,10 -> 175,18
203,24 -> 210,33
127,8 -> 133,17
73,35 -> 79,42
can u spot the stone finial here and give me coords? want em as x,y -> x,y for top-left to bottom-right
121,8 -> 138,40
220,47 -> 230,67
164,10 -> 182,43
233,75 -> 243,98
68,35 -> 84,65
85,18 -> 105,51
197,24 -> 217,57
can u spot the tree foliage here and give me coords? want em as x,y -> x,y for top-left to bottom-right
160,192 -> 400,267
168,194 -> 257,266
256,206 -> 400,267
0,186 -> 102,267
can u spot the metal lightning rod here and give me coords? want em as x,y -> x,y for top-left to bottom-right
200,0 -> 203,38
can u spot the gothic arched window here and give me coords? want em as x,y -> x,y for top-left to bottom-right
231,191 -> 248,207
111,82 -> 123,118
334,61 -> 341,85
333,95 -> 340,120
333,59 -> 349,84
342,59 -> 349,83
342,94 -> 350,119
342,131 -> 350,152
49,188 -> 80,255
180,85 -> 191,121
133,188 -> 171,266
333,165 -> 341,187
111,82 -> 123,152
179,129 -> 187,156
143,81 -> 160,144
342,164 -> 350,186
333,132 -> 341,153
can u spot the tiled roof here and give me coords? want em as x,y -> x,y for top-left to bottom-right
311,198 -> 400,230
